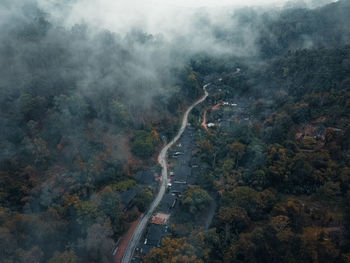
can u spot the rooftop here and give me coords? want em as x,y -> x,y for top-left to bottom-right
173,166 -> 191,182
135,169 -> 157,185
158,194 -> 177,213
119,187 -> 142,208
144,224 -> 168,247
151,213 -> 170,225
171,182 -> 188,194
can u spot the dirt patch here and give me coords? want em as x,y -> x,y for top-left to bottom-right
114,213 -> 143,263
201,109 -> 209,132
211,102 -> 222,111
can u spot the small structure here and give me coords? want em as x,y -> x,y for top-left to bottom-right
173,166 -> 190,182
158,194 -> 177,212
207,123 -> 215,128
140,224 -> 168,253
171,182 -> 188,195
135,170 -> 156,186
118,187 -> 142,210
151,213 -> 170,225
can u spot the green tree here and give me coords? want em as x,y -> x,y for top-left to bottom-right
109,99 -> 128,125
144,237 -> 203,263
197,172 -> 215,190
81,220 -> 114,263
133,187 -> 153,212
228,142 -> 246,168
222,187 -> 263,220
100,187 -> 123,233
131,130 -> 157,158
48,250 -> 78,263
181,186 -> 212,216
217,205 -> 251,242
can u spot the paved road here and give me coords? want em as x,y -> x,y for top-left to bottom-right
121,85 -> 209,263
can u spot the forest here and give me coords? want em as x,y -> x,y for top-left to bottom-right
143,1 -> 350,263
0,2 -> 203,262
0,0 -> 350,262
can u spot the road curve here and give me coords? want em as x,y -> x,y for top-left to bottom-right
121,85 -> 209,263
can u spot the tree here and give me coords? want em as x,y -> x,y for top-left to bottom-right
18,94 -> 38,121
222,158 -> 235,178
222,187 -> 264,220
48,250 -> 78,263
290,153 -> 315,193
16,246 -> 44,263
26,137 -> 50,166
319,181 -> 341,200
217,206 -> 251,242
269,215 -> 290,233
67,95 -> 89,118
228,142 -> 246,168
243,170 -> 267,190
109,99 -> 128,125
181,186 -> 212,216
197,172 -> 215,190
144,237 -> 203,263
224,233 -> 256,263
81,220 -> 114,263
132,187 -> 153,212
131,130 -> 157,158
299,227 -> 339,263
75,199 -> 100,227
0,226 -> 17,260
100,187 -> 123,233
197,138 -> 218,167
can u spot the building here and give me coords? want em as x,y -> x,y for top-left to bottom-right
151,213 -> 170,225
118,187 -> 142,210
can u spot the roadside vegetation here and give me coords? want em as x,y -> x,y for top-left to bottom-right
1,1 -> 350,262
0,5 -> 202,262
144,2 -> 350,263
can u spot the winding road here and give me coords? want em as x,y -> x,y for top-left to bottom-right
121,84 -> 209,263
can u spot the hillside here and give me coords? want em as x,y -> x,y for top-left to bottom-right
0,1 -> 350,263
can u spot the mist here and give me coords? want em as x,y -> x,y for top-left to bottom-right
39,0 -> 337,35
0,0 -> 348,262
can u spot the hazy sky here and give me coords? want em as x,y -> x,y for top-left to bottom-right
39,0 -> 336,37
149,0 -> 293,7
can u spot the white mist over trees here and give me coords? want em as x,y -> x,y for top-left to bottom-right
0,0 -> 349,262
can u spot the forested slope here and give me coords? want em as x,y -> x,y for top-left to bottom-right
144,1 -> 350,263
1,0 -> 350,262
0,3 -> 202,262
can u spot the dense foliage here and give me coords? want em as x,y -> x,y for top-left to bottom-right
145,1 -> 350,263
0,2 -> 203,262
1,0 -> 350,262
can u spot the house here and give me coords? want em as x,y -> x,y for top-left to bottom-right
173,166 -> 191,182
141,224 -> 168,252
171,182 -> 188,195
118,187 -> 142,209
158,193 -> 177,213
135,170 -> 157,186
151,213 -> 170,225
